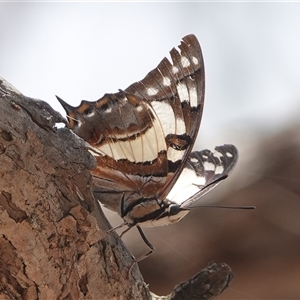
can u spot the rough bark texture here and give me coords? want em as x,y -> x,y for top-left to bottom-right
0,77 -> 233,300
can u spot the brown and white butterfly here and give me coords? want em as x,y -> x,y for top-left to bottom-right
57,34 -> 238,255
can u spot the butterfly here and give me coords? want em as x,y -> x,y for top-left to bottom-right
57,34 -> 238,257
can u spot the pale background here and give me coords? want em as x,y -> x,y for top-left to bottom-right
1,3 -> 300,299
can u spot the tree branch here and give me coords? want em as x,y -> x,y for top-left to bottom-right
0,77 -> 233,300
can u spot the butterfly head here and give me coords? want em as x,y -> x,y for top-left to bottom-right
124,198 -> 190,228
161,203 -> 190,225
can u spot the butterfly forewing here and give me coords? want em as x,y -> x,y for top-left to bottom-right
167,144 -> 238,208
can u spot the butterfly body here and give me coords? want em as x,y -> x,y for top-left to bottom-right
57,34 -> 238,231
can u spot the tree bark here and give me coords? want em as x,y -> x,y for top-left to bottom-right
0,77 -> 233,300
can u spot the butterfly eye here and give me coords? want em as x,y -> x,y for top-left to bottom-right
168,204 -> 181,216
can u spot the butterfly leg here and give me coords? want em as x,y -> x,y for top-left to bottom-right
107,221 -> 127,234
127,225 -> 155,276
135,225 -> 155,262
108,223 -> 155,270
117,225 -> 155,261
119,225 -> 133,238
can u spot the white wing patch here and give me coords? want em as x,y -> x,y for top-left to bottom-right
147,87 -> 158,96
203,161 -> 215,171
162,76 -> 171,87
192,56 -> 199,65
86,110 -> 96,117
136,105 -> 144,112
150,101 -> 186,136
170,185 -> 201,205
151,101 -> 176,136
215,165 -> 224,174
167,167 -> 206,203
176,82 -> 189,102
175,117 -> 186,135
104,107 -> 112,114
95,117 -> 166,163
181,56 -> 190,68
189,85 -> 198,108
167,147 -> 186,163
172,66 -> 179,74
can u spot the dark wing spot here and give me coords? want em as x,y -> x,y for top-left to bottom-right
166,134 -> 191,150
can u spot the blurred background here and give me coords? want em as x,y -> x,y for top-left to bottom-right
1,3 -> 300,299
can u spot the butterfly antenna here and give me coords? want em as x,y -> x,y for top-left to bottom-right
107,221 -> 128,234
191,205 -> 256,210
135,226 -> 155,262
